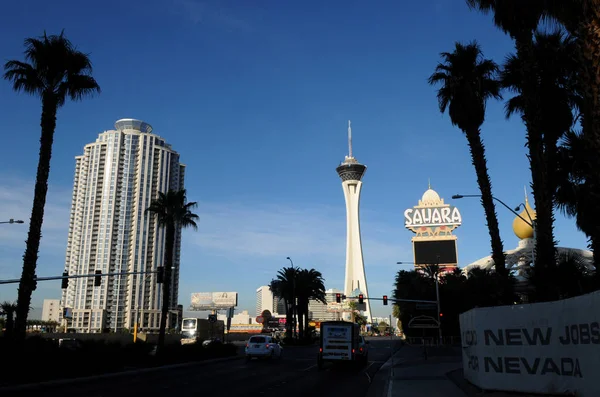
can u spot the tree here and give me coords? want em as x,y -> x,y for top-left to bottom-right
378,321 -> 390,334
428,41 -> 506,277
501,31 -> 579,300
548,4 -> 600,259
260,309 -> 273,332
393,267 -> 517,337
555,130 -> 600,264
347,301 -> 367,327
270,267 -> 298,339
0,302 -> 17,339
466,0 -> 559,302
3,31 -> 100,339
295,268 -> 326,340
146,189 -> 198,353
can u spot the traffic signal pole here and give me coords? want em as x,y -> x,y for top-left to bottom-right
0,269 -> 161,285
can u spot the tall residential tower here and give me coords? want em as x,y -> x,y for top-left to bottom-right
336,121 -> 372,324
61,119 -> 185,333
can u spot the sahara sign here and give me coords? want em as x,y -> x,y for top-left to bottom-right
404,205 -> 462,228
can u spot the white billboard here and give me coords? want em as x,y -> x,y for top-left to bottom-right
460,291 -> 600,396
190,292 -> 238,310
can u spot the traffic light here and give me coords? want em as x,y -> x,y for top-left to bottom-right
439,312 -> 444,317
94,270 -> 102,287
157,266 -> 164,283
61,272 -> 69,289
358,294 -> 364,304
336,293 -> 341,303
383,295 -> 388,305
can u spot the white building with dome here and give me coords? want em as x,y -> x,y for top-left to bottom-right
463,194 -> 594,279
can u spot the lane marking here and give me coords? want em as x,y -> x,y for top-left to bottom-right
302,365 -> 317,372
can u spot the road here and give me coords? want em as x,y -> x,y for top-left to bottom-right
8,337 -> 402,397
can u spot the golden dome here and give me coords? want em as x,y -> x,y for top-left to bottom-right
513,198 -> 536,240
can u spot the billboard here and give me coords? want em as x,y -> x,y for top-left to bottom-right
460,291 -> 600,396
413,240 -> 458,265
190,292 -> 238,310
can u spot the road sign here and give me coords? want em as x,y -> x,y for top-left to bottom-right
416,303 -> 437,311
408,315 -> 439,329
255,316 -> 264,324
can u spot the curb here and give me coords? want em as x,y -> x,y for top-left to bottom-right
0,355 -> 243,392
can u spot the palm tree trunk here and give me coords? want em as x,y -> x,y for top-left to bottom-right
5,311 -> 15,338
465,129 -> 506,277
513,35 -> 558,302
297,304 -> 304,340
285,299 -> 293,338
14,93 -> 58,340
157,222 -> 175,353
304,301 -> 310,339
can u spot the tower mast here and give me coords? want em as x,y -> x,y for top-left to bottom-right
348,120 -> 353,158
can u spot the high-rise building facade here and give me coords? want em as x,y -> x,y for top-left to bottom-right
61,119 -> 185,333
255,286 -> 286,316
308,288 -> 342,321
41,299 -> 61,323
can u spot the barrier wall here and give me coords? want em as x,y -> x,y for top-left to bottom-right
460,291 -> 600,396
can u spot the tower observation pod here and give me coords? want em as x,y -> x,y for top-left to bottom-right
336,121 -> 372,324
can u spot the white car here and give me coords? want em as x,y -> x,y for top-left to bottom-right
245,335 -> 283,360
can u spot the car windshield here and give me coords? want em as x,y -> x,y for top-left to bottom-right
249,336 -> 267,343
182,319 -> 196,328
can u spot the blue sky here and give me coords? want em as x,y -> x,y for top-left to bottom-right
0,0 -> 589,318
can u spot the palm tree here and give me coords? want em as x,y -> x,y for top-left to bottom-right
295,268 -> 326,340
428,41 -> 506,276
0,302 -> 18,338
555,130 -> 600,264
270,267 -> 299,339
467,2 -> 569,300
146,189 -> 198,353
546,4 -> 600,241
3,31 -> 100,338
501,31 -> 579,300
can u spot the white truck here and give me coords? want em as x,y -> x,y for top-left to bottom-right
317,321 -> 367,369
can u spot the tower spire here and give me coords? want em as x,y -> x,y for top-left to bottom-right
348,120 -> 353,158
428,178 -> 431,189
524,185 -> 529,204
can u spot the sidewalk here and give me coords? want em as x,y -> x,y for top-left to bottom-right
369,345 -> 466,397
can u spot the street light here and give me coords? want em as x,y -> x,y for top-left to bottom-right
451,194 -> 533,227
452,193 -> 536,265
0,219 -> 24,224
286,256 -> 298,339
397,260 -> 443,344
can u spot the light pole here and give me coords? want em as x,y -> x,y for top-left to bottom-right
397,260 -> 443,345
286,256 -> 297,339
451,194 -> 533,227
452,193 -> 536,265
0,219 -> 24,224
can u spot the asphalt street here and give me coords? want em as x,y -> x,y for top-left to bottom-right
7,337 -> 402,397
